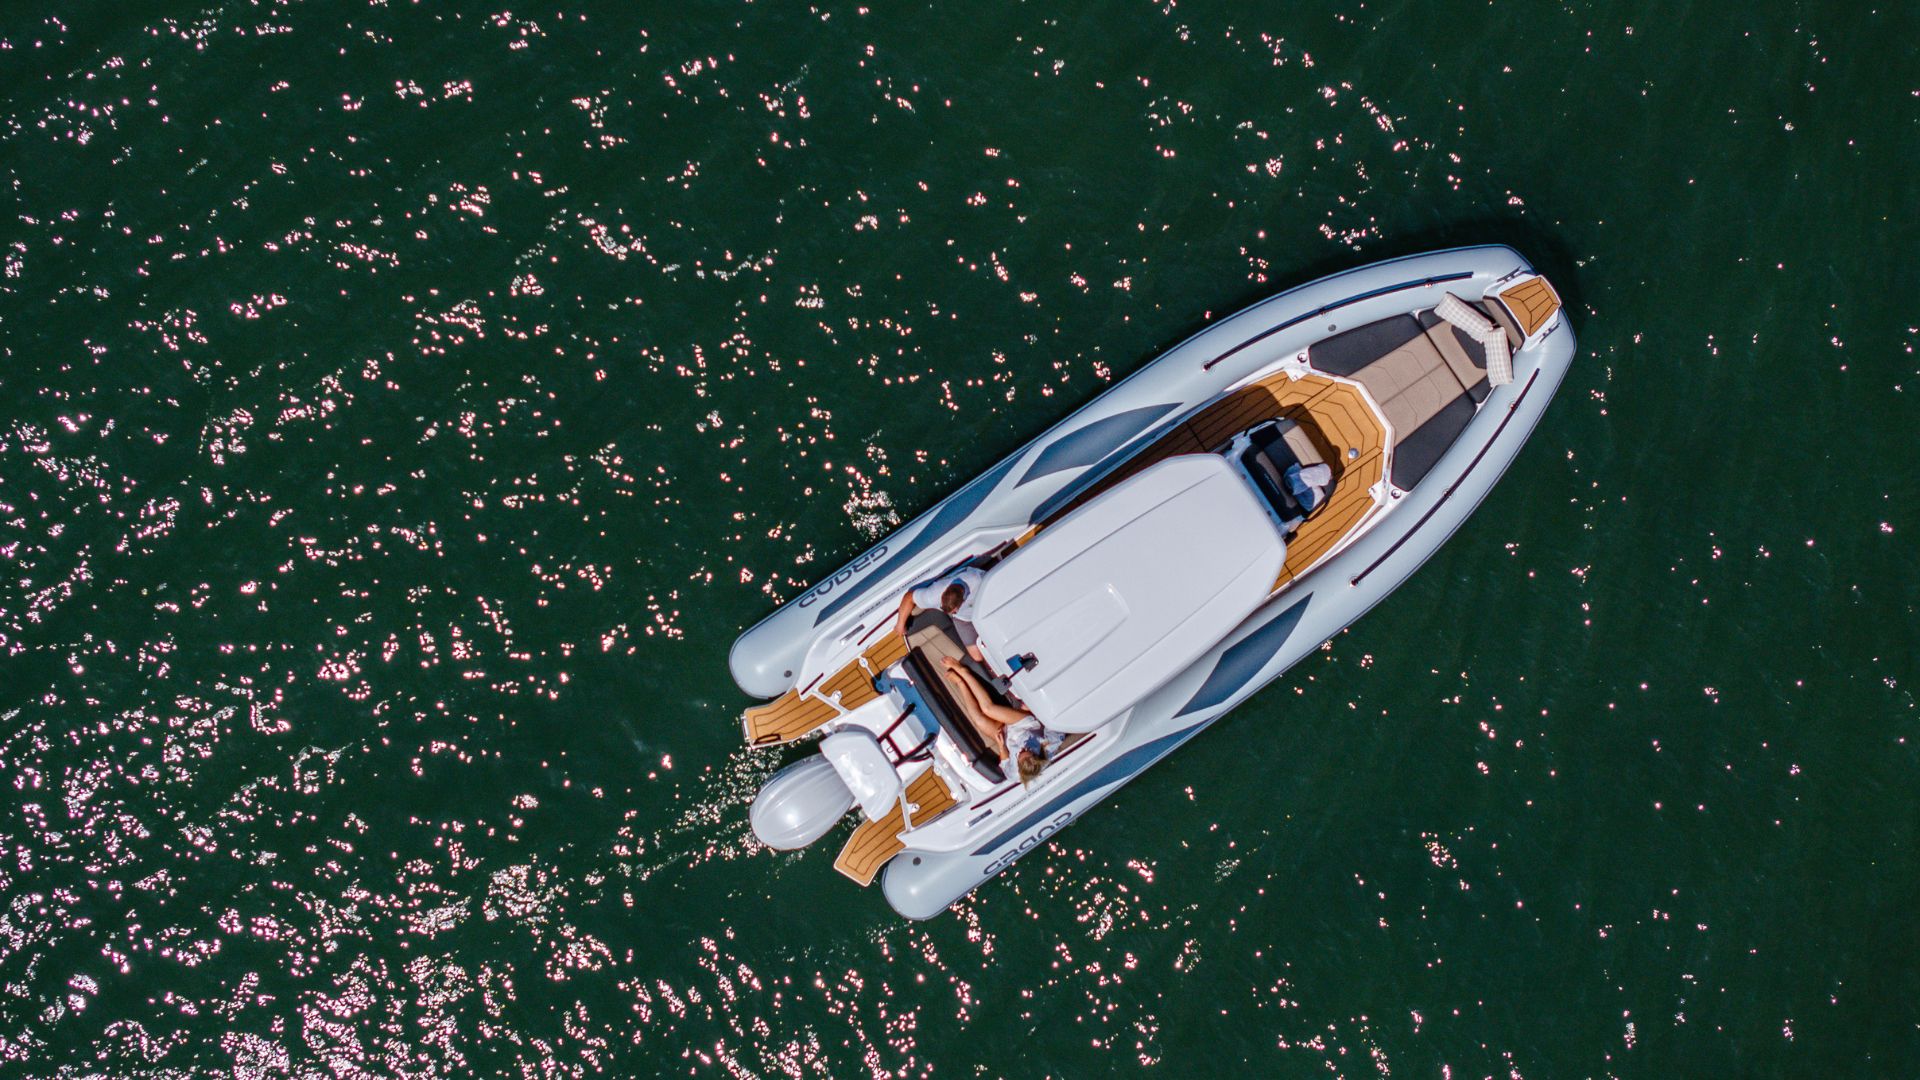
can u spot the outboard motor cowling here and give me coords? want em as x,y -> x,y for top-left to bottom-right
750,756 -> 855,850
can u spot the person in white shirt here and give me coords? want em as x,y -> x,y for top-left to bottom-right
892,566 -> 987,661
937,656 -> 1063,785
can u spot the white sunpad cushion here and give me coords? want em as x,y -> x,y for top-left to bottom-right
1482,329 -> 1513,387
1434,292 -> 1514,387
1434,293 -> 1494,336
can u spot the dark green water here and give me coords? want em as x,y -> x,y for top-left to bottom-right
3,1 -> 1916,1075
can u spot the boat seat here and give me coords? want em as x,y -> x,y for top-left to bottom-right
901,645 -> 1007,784
1243,419 -> 1330,527
1311,315 -> 1469,431
1355,332 -> 1469,438
1480,299 -> 1523,349
907,612 -> 1010,704
1275,416 -> 1326,470
1309,314 -> 1479,491
1308,314 -> 1427,377
1388,395 -> 1475,491
1417,311 -> 1491,404
907,613 -> 973,671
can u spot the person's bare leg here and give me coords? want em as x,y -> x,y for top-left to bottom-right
941,656 -> 1030,726
942,667 -> 1010,755
940,656 -> 993,714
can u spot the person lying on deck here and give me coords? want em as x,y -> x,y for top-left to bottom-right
893,566 -> 987,662
939,655 -> 1063,785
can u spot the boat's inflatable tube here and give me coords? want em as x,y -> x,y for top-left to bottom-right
728,246 -> 1556,701
730,246 -> 1576,919
749,756 -> 853,850
880,253 -> 1578,918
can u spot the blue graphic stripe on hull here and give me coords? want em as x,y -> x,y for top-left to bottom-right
1175,596 -> 1311,717
971,729 -> 1192,856
1015,403 -> 1178,487
813,453 -> 1022,624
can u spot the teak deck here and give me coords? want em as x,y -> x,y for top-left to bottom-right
742,375 -> 1389,745
1044,371 -> 1386,588
833,768 -> 961,885
741,631 -> 909,745
1497,276 -> 1561,337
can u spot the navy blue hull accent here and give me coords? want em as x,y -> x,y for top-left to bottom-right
1175,596 -> 1312,717
1026,412 -> 1194,525
1015,404 -> 1178,487
971,729 -> 1191,856
813,453 -> 1022,625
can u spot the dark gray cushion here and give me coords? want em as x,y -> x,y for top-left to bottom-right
1308,315 -> 1426,376
1390,394 -> 1475,489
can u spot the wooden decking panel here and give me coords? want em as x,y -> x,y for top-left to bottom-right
1313,406 -> 1363,459
743,631 -> 908,746
817,662 -> 877,710
1185,378 -> 1335,450
742,690 -> 839,746
815,630 -> 908,711
1278,449 -> 1383,586
1041,371 -> 1387,590
832,769 -> 962,886
1498,276 -> 1560,336
861,630 -> 909,674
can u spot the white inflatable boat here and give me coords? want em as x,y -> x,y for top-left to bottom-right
729,246 -> 1574,918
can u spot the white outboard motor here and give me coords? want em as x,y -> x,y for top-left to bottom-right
750,756 -> 855,850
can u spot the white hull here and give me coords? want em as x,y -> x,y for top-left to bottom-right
729,245 -> 1576,918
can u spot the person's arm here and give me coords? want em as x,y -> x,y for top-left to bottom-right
893,590 -> 918,638
966,642 -> 986,664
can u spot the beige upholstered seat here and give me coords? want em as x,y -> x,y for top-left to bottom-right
1278,420 -> 1325,468
1425,319 -> 1490,397
1350,334 -> 1470,438
908,617 -> 967,665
